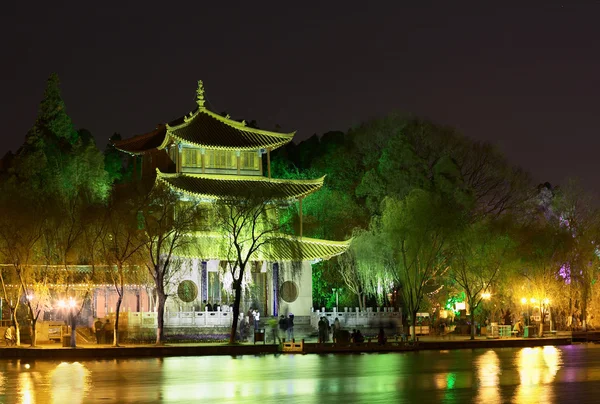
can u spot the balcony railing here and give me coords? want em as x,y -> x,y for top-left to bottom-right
311,308 -> 402,328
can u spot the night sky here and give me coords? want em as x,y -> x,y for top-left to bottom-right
3,2 -> 599,192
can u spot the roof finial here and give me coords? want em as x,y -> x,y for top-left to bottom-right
196,80 -> 205,108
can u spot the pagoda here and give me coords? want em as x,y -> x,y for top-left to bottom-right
113,81 -> 349,318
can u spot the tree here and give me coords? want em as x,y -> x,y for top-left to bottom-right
449,220 -> 513,339
214,192 -> 287,344
550,180 -> 600,331
0,183 -> 45,346
336,251 -> 366,311
99,187 -> 147,346
513,216 -> 572,336
348,229 -> 393,309
380,190 -> 457,340
141,183 -> 202,344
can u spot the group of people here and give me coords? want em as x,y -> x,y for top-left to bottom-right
278,313 -> 295,342
318,317 -> 341,343
238,309 -> 266,341
202,300 -> 232,312
350,329 -> 365,343
93,318 -> 113,344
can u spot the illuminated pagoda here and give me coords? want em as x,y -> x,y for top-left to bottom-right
113,81 -> 349,318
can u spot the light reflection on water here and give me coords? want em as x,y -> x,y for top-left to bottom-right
3,344 -> 600,403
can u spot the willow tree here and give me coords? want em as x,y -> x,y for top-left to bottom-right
450,220 -> 514,339
381,190 -> 457,340
346,229 -> 392,310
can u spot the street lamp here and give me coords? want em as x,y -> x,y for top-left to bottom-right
481,292 -> 491,300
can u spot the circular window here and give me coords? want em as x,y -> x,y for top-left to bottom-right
177,280 -> 198,303
280,281 -> 299,303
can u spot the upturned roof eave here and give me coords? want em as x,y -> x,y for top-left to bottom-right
155,169 -> 325,201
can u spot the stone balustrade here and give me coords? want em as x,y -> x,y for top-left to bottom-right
311,307 -> 402,329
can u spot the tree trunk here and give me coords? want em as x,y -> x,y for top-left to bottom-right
582,299 -> 588,332
155,288 -> 167,345
411,311 -> 417,340
229,280 -> 242,344
70,313 -> 77,348
114,293 -> 123,347
13,310 -> 20,347
470,298 -> 476,340
31,319 -> 37,347
357,293 -> 364,312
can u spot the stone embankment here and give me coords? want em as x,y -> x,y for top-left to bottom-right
0,336 -> 573,360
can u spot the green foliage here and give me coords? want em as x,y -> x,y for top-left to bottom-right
311,261 -> 345,310
29,73 -> 78,146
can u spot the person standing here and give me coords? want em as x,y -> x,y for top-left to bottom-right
333,317 -> 341,342
278,315 -> 288,343
254,310 -> 260,331
94,318 -> 103,344
239,313 -> 247,342
287,313 -> 295,341
318,317 -> 325,343
103,319 -> 112,345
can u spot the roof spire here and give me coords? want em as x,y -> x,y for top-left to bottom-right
196,80 -> 205,108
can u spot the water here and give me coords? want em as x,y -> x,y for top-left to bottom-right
2,344 -> 600,403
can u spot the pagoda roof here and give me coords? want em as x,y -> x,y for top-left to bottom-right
113,80 -> 295,155
165,108 -> 294,151
113,124 -> 167,155
182,233 -> 350,262
157,170 -> 324,201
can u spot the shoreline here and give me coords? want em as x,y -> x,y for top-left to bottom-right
0,337 -> 572,360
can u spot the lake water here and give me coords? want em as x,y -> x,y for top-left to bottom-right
2,344 -> 600,403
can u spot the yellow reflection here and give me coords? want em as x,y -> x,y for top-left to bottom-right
434,373 -> 447,389
512,346 -> 562,404
476,350 -> 500,403
50,362 -> 91,404
18,372 -> 33,404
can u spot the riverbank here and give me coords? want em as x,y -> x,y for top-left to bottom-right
0,335 -> 573,360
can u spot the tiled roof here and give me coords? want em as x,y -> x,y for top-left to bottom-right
167,109 -> 294,151
157,171 -> 324,201
113,124 -> 167,155
264,236 -> 351,261
182,233 -> 350,262
113,79 -> 295,154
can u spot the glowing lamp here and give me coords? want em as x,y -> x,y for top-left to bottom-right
530,298 -> 536,304
521,298 -> 527,304
543,298 -> 550,305
481,292 -> 491,300
57,300 -> 66,309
